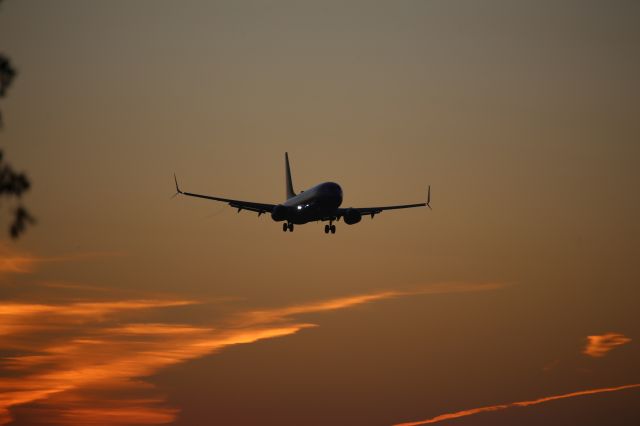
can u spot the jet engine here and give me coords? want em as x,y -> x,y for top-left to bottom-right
271,204 -> 288,222
343,208 -> 362,225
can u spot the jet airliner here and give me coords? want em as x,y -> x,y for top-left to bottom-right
173,153 -> 430,234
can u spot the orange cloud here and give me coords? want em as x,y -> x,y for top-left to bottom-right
46,406 -> 178,425
0,300 -> 194,318
106,323 -> 211,335
240,283 -> 504,326
393,383 -> 640,425
583,332 -> 631,358
1,394 -> 179,426
0,245 -> 124,275
0,300 -> 196,342
0,255 -> 37,273
0,318 -> 312,424
0,282 -> 504,425
0,244 -> 38,273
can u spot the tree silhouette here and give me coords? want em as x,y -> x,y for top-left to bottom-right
1,1 -> 35,238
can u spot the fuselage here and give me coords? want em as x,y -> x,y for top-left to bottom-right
281,181 -> 343,224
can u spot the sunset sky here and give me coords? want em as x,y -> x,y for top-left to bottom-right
1,1 -> 639,425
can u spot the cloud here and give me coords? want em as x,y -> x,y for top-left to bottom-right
239,282 -> 505,326
392,383 -> 640,426
0,300 -> 194,318
31,406 -> 178,425
0,282 -> 504,425
583,333 -> 632,358
0,300 -> 196,340
0,245 -> 124,275
0,310 -> 313,424
0,250 -> 37,274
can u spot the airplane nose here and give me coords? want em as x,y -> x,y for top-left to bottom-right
324,182 -> 342,206
327,182 -> 342,193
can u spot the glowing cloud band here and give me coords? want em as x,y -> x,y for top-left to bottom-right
393,383 -> 640,426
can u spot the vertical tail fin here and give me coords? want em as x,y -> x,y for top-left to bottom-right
285,152 -> 296,199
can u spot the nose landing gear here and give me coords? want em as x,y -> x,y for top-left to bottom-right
283,222 -> 294,232
324,221 -> 336,234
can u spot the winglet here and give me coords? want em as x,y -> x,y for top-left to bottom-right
174,174 -> 183,195
426,185 -> 431,210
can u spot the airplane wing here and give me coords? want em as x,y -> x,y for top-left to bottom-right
173,175 -> 275,215
337,186 -> 431,219
340,203 -> 426,218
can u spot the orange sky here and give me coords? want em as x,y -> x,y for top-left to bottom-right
1,1 -> 639,425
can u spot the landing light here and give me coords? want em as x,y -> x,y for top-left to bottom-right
297,205 -> 302,210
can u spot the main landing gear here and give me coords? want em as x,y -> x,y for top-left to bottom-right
324,221 -> 336,234
282,222 -> 335,234
283,222 -> 294,232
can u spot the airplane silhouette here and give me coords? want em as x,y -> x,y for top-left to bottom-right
174,153 -> 430,234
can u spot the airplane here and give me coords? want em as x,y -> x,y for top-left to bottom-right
173,153 -> 430,234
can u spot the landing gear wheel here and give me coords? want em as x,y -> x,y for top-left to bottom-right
324,224 -> 330,234
330,225 -> 336,234
288,223 -> 294,232
283,223 -> 288,232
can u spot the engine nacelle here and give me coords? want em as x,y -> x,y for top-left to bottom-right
343,208 -> 362,225
271,204 -> 288,222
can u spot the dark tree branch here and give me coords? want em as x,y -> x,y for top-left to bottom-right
1,39 -> 35,238
0,53 -> 17,127
0,54 -> 16,96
